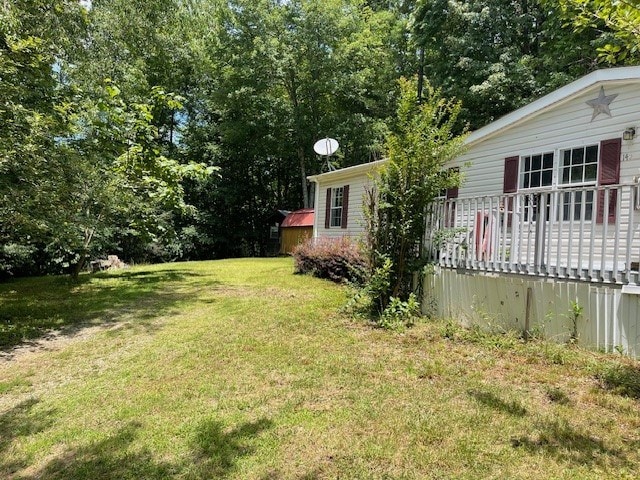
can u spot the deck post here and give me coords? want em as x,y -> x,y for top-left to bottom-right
524,287 -> 533,341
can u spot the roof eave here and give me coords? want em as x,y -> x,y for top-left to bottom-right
307,159 -> 388,183
465,66 -> 640,148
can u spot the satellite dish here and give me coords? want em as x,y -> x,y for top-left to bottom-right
313,138 -> 339,156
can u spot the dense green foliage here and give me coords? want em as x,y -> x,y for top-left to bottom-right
364,78 -> 466,315
178,0 -> 411,257
1,0 -> 636,276
0,1 -> 212,277
412,0 -> 602,129
556,0 -> 640,65
1,1 -> 86,275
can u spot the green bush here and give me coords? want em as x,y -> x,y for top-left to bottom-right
379,293 -> 420,329
292,237 -> 367,284
345,259 -> 422,329
0,243 -> 38,278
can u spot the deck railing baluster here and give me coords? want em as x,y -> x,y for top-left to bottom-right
567,190 -> 575,278
556,192 -> 564,277
547,191 -> 557,276
424,183 -> 636,285
577,189 -> 586,278
612,187 -> 622,282
601,187 -> 610,282
588,186 -> 597,281
625,185 -> 635,284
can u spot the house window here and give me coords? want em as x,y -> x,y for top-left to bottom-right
520,152 -> 554,189
518,152 -> 553,221
560,145 -> 598,186
559,145 -> 598,221
324,185 -> 350,229
505,138 -> 620,225
516,147 -> 599,221
330,187 -> 343,227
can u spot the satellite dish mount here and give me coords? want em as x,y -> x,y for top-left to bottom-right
313,137 -> 339,172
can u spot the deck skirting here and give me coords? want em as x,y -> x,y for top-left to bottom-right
424,267 -> 640,357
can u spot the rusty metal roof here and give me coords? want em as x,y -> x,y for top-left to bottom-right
281,208 -> 314,228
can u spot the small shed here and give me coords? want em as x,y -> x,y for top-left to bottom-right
280,209 -> 314,254
266,209 -> 290,256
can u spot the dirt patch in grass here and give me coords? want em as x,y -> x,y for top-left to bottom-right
0,323 -> 122,363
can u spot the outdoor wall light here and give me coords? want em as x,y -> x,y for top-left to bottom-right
623,127 -> 636,140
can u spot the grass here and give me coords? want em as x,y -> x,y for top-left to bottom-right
0,257 -> 639,479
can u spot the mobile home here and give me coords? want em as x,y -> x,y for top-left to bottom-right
310,67 -> 640,356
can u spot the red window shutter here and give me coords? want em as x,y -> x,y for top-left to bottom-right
446,167 -> 459,199
445,168 -> 459,227
503,156 -> 519,227
503,156 -> 519,193
596,138 -> 621,224
325,188 -> 331,229
341,185 -> 350,229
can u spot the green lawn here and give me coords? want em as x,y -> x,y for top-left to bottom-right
1,258 -> 639,479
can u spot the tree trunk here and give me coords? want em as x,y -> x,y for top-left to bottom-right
284,69 -> 310,208
71,222 -> 98,280
298,145 -> 309,208
71,254 -> 87,280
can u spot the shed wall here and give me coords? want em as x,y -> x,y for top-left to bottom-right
280,226 -> 313,254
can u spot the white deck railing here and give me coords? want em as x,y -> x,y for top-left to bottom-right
425,183 -> 640,285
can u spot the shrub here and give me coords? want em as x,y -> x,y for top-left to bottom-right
0,243 -> 38,278
379,293 -> 420,329
292,237 -> 367,284
363,78 -> 466,313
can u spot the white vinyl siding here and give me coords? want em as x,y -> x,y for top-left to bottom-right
311,161 -> 385,239
446,82 -> 637,266
451,81 -> 640,198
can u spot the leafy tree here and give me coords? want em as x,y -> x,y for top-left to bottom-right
555,0 -> 640,64
180,0 -> 406,257
61,84 -> 214,276
0,0 -> 88,275
364,77 -> 466,315
0,1 -> 213,277
411,0 -> 600,129
62,0 -> 416,260
246,0 -> 400,206
76,0 -> 198,149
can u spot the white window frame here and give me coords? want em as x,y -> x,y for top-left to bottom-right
329,187 -> 343,228
558,144 -> 599,188
557,143 -> 599,221
518,151 -> 554,222
516,143 -> 600,222
519,151 -> 555,191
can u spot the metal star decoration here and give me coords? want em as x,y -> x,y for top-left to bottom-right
586,86 -> 618,121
